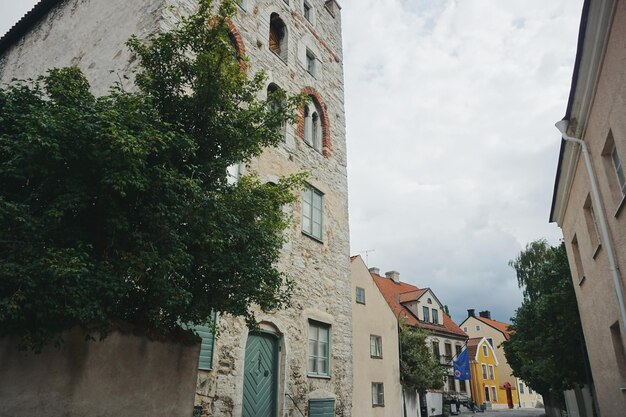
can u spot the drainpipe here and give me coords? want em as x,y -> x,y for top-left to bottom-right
555,120 -> 626,334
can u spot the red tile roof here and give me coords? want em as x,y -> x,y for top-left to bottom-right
371,273 -> 467,338
476,316 -> 512,340
467,337 -> 482,360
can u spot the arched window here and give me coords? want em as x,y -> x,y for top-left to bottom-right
304,104 -> 321,152
267,83 -> 286,140
269,13 -> 288,62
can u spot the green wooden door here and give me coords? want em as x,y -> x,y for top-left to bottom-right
242,333 -> 279,417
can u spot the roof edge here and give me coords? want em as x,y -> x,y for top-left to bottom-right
0,1 -> 63,56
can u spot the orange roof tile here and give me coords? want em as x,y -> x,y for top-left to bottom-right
371,272 -> 467,338
467,337 -> 482,360
476,316 -> 512,340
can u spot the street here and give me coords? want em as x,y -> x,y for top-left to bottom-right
461,409 -> 546,417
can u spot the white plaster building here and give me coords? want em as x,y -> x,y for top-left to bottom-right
0,1 -> 351,417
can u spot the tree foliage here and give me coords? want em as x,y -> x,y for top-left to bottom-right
0,0 -> 305,350
399,322 -> 446,393
503,240 -> 589,395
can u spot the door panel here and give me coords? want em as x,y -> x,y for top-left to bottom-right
242,333 -> 279,417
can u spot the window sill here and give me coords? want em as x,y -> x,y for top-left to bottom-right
370,355 -> 383,360
372,404 -> 385,408
356,300 -> 365,305
307,373 -> 331,380
270,50 -> 288,65
614,194 -> 626,218
302,231 -> 324,244
579,275 -> 586,286
592,243 -> 602,260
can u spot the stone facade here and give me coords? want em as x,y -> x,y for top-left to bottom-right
0,1 -> 352,416
551,1 -> 626,416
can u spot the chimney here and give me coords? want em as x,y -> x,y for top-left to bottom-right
479,310 -> 491,320
467,309 -> 476,318
385,270 -> 400,283
368,267 -> 380,275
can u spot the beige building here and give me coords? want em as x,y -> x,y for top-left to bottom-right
370,268 -> 469,404
550,0 -> 626,415
0,1 -> 352,417
460,310 -> 541,409
351,256 -> 402,417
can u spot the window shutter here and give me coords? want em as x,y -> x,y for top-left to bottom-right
309,399 -> 335,417
193,311 -> 217,370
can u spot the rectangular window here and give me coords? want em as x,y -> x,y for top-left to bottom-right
476,325 -> 481,331
372,383 -> 384,406
423,306 -> 430,322
584,195 -> 601,256
308,321 -> 330,376
455,344 -> 462,357
519,382 -> 525,394
309,399 -> 335,417
487,338 -> 494,347
528,387 -> 533,394
444,343 -> 452,361
482,364 -> 487,379
447,376 -> 455,392
484,386 -> 490,402
356,287 -> 365,304
370,335 -> 383,358
488,365 -> 494,380
432,308 -> 439,324
610,321 -> 626,382
303,1 -> 312,21
460,379 -> 467,392
571,235 -> 585,283
432,341 -> 440,358
482,345 -> 488,357
491,386 -> 497,402
302,186 -> 323,241
612,146 -> 626,195
306,49 -> 316,75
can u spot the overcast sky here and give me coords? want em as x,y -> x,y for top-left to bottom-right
0,0 -> 583,325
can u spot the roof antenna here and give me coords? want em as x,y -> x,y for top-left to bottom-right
359,249 -> 375,266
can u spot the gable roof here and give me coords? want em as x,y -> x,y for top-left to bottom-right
476,316 -> 512,340
467,336 -> 499,365
371,272 -> 467,338
0,1 -> 62,54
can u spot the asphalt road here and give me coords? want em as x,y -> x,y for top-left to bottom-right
461,409 -> 546,417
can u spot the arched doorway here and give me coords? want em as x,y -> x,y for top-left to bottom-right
242,332 -> 279,417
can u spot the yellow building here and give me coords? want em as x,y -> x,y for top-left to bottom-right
467,337 -> 509,410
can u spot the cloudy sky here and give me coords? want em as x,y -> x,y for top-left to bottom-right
0,0 -> 584,325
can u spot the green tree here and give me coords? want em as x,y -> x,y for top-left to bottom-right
399,322 -> 446,393
0,0 -> 305,350
504,240 -> 589,395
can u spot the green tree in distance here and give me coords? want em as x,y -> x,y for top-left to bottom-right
0,0 -> 305,350
400,321 -> 446,393
504,240 -> 589,395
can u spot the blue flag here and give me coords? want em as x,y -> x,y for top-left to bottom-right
453,348 -> 471,380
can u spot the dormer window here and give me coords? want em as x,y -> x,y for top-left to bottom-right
423,306 -> 430,322
432,308 -> 439,324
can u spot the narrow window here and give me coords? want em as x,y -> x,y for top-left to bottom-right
447,376 -> 455,392
519,382 -> 525,394
444,343 -> 452,361
611,145 -> 626,195
488,365 -> 494,380
267,83 -> 286,140
372,383 -> 385,406
528,387 -> 533,394
226,162 -> 243,184
460,380 -> 466,392
476,325 -> 481,331
610,321 -> 626,382
303,104 -> 321,152
455,344 -> 462,357
481,364 -> 487,379
583,195 -> 601,256
302,185 -> 323,241
432,308 -> 439,324
423,306 -> 430,322
484,386 -> 490,402
303,1 -> 312,22
191,311 -> 218,370
601,130 -> 626,207
355,287 -> 365,304
482,345 -> 488,357
571,234 -> 585,283
432,341 -> 440,359
306,49 -> 316,76
491,386 -> 497,402
370,335 -> 383,358
487,337 -> 494,347
269,13 -> 288,62
308,320 -> 330,376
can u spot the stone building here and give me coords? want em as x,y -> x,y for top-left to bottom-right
0,1 -> 352,417
550,0 -> 626,415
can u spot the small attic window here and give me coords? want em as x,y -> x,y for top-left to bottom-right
427,298 -> 432,304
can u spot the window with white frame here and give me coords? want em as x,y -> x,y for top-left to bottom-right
304,103 -> 322,152
370,335 -> 383,358
356,287 -> 365,304
488,365 -> 494,380
491,386 -> 497,402
372,383 -> 384,406
306,48 -> 316,76
308,320 -> 330,376
481,364 -> 487,379
482,345 -> 488,357
611,145 -> 626,195
303,0 -> 312,22
423,306 -> 430,322
519,382 -> 525,394
432,308 -> 439,324
302,185 -> 323,240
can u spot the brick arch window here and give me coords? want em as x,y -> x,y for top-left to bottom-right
209,18 -> 247,72
297,87 -> 331,157
269,13 -> 288,62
